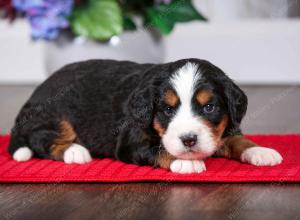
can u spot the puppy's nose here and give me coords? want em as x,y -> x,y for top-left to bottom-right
180,134 -> 197,148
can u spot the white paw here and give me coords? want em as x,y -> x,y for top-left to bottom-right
13,146 -> 33,162
63,143 -> 92,164
170,159 -> 206,174
241,146 -> 283,166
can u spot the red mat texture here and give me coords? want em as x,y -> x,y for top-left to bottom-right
0,134 -> 300,183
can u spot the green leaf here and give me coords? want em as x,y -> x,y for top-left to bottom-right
69,0 -> 123,41
145,0 -> 207,35
145,7 -> 175,34
167,0 -> 207,22
123,16 -> 137,31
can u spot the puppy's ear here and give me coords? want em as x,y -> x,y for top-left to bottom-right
127,84 -> 155,128
126,63 -> 170,129
223,77 -> 248,135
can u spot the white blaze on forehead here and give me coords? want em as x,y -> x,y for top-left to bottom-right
162,62 -> 216,159
170,62 -> 200,104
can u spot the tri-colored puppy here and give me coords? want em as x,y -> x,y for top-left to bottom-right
8,59 -> 282,173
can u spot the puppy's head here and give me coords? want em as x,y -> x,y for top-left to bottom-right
128,59 -> 247,160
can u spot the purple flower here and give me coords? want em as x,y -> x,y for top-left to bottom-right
13,0 -> 73,40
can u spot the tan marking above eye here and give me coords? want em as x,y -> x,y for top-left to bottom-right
164,90 -> 179,107
196,89 -> 213,105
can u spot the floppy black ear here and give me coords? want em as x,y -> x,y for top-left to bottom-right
223,77 -> 248,135
125,63 -> 172,129
127,84 -> 155,128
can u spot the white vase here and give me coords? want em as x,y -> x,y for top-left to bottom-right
44,29 -> 165,74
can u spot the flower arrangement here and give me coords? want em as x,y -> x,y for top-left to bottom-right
0,0 -> 206,41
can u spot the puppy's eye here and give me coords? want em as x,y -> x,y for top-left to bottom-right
203,104 -> 215,114
164,106 -> 175,117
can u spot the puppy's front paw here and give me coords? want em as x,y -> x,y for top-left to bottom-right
170,159 -> 206,174
63,144 -> 92,164
241,146 -> 283,166
13,146 -> 33,162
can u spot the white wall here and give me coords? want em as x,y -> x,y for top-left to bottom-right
0,21 -> 45,84
1,19 -> 300,85
165,19 -> 300,84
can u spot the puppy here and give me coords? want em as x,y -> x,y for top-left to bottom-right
8,59 -> 283,174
